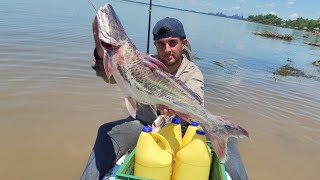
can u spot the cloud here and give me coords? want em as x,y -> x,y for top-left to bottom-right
237,0 -> 246,4
261,11 -> 278,16
289,13 -> 299,20
269,11 -> 277,15
265,2 -> 276,8
287,0 -> 295,6
232,6 -> 241,10
222,6 -> 241,12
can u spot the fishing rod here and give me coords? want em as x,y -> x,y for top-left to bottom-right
146,0 -> 152,53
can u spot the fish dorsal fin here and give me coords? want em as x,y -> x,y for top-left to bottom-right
170,75 -> 203,105
177,79 -> 203,105
141,53 -> 170,73
125,96 -> 137,118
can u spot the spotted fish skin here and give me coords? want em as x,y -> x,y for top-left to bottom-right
96,3 -> 249,162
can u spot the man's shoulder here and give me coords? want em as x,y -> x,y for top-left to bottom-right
181,56 -> 203,75
175,56 -> 203,83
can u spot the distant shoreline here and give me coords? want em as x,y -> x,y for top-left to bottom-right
117,0 -> 320,35
116,0 -> 245,20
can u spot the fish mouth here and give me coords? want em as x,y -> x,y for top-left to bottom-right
100,41 -> 113,50
97,4 -> 121,50
100,41 -> 117,51
98,16 -> 119,51
96,3 -> 124,81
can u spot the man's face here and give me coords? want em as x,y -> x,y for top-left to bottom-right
154,37 -> 187,67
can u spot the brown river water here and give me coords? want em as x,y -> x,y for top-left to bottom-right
1,0 -> 320,179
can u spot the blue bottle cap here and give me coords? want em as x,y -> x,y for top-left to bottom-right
142,126 -> 152,132
196,129 -> 205,135
171,117 -> 181,124
190,120 -> 199,126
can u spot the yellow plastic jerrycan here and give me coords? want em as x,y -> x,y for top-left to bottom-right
134,126 -> 173,180
158,117 -> 182,154
172,130 -> 212,180
181,120 -> 202,147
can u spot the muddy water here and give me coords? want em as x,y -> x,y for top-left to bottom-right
1,0 -> 320,179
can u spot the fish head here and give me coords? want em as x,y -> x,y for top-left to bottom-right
96,3 -> 124,49
96,3 -> 126,80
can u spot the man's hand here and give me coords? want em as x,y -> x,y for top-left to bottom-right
156,104 -> 176,116
156,104 -> 191,121
152,115 -> 172,132
92,16 -> 104,59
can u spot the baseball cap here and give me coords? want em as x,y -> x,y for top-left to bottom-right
153,17 -> 186,40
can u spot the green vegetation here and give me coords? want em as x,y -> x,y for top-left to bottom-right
247,14 -> 320,32
253,31 -> 292,40
247,14 -> 282,26
305,42 -> 320,47
275,64 -> 312,78
313,60 -> 320,66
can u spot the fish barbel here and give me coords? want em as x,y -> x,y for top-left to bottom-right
96,3 -> 249,162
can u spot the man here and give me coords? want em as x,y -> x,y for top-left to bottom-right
81,17 -> 247,180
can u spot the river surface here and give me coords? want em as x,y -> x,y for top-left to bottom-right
1,0 -> 320,179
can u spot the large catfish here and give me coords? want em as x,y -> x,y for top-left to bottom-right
96,3 -> 249,162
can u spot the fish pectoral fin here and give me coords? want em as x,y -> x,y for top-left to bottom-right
141,53 -> 170,73
174,79 -> 203,105
103,50 -> 113,81
125,97 -> 137,118
209,133 -> 228,163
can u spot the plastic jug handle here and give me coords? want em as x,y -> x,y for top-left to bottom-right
150,132 -> 173,154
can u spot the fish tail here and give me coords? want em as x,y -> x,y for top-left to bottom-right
207,116 -> 249,162
209,133 -> 228,163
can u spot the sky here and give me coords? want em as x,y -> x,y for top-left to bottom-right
135,0 -> 320,20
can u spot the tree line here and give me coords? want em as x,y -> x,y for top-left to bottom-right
247,14 -> 320,31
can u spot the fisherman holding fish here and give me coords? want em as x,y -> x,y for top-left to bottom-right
81,4 -> 248,180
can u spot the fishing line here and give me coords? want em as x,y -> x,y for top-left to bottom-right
87,0 -> 106,40
87,0 -> 103,37
87,0 -> 98,14
87,0 -> 113,52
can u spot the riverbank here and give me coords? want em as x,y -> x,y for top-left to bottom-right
247,14 -> 320,35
